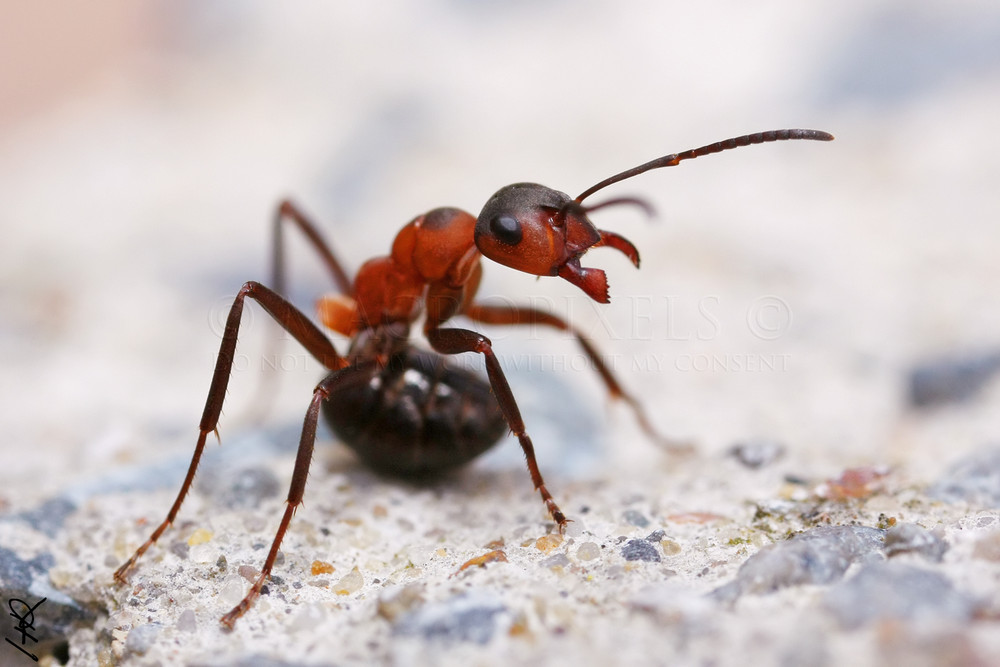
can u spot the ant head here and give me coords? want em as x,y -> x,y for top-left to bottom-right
474,183 -> 641,304
474,129 -> 834,303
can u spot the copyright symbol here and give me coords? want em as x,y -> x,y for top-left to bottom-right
747,296 -> 792,340
207,295 -> 253,339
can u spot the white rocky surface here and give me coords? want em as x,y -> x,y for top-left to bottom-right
2,2 -> 1000,666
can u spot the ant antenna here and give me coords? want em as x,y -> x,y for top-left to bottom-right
574,129 -> 834,203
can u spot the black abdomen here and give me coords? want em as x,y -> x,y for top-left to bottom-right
322,346 -> 508,477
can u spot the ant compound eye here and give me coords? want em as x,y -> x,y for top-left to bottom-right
489,215 -> 523,246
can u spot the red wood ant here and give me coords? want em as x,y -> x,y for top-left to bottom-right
114,128 -> 833,628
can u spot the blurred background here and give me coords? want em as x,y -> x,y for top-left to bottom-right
2,0 -> 999,504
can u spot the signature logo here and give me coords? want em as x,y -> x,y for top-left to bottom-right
5,596 -> 46,662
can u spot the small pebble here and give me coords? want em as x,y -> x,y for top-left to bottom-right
727,439 -> 785,468
292,602 -> 326,632
238,565 -> 259,581
824,561 -> 979,629
576,542 -> 601,561
335,566 -> 364,595
311,560 -> 336,575
622,509 -> 650,527
189,544 -> 217,564
187,529 -> 213,546
393,592 -> 506,645
377,584 -> 425,622
535,535 -> 563,553
816,466 -> 889,500
907,350 -> 1000,407
169,541 -> 190,559
884,523 -> 948,562
621,539 -> 661,562
125,624 -> 162,656
660,540 -> 682,556
219,575 -> 245,607
542,553 -> 570,570
176,609 -> 197,633
972,530 -> 1000,562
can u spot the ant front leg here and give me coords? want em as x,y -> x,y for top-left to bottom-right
114,281 -> 343,594
464,303 -> 691,453
425,326 -> 569,532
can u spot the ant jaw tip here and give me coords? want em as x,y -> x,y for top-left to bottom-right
557,261 -> 610,303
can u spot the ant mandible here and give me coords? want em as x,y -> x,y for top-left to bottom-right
114,128 -> 833,628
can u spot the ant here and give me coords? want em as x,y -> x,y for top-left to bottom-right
114,128 -> 833,628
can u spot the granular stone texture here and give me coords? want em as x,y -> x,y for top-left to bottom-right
4,3 -> 1000,666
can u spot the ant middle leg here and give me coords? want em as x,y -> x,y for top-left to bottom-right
463,302 -> 691,452
114,281 -> 344,586
426,326 -> 568,532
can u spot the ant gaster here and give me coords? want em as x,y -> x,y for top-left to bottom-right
114,128 -> 833,628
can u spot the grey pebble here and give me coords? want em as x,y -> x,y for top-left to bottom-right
13,497 -> 77,538
622,509 -> 650,527
884,523 -> 948,562
712,525 -> 885,602
125,623 -> 163,656
929,446 -> 1000,508
0,546 -> 52,591
622,539 -> 661,562
192,657 -> 310,667
393,592 -> 507,645
727,440 -> 786,469
196,465 -> 282,510
176,609 -> 197,633
169,541 -> 190,559
908,350 -> 1000,407
542,553 -> 570,569
824,561 -> 979,629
